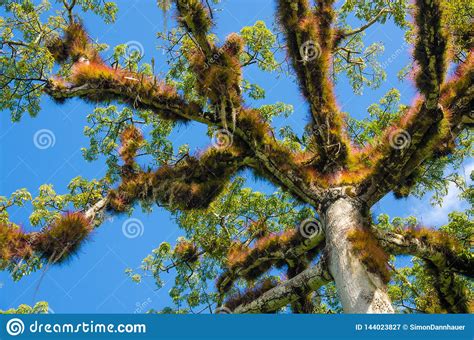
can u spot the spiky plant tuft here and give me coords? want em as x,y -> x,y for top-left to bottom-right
347,228 -> 391,284
35,212 -> 92,263
174,240 -> 199,263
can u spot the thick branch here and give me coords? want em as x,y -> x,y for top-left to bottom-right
358,55 -> 473,205
232,259 -> 331,313
218,228 -> 324,293
423,261 -> 471,313
374,228 -> 474,278
355,1 -> 468,205
276,0 -> 349,167
44,70 -> 205,123
108,147 -> 248,212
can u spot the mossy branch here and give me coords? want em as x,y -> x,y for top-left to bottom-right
174,0 -> 213,54
107,146 -> 248,212
374,227 -> 474,279
356,53 -> 473,206
217,227 -> 324,294
230,258 -> 331,313
276,0 -> 349,168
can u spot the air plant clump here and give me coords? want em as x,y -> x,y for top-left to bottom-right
173,239 -> 199,263
235,109 -> 271,145
314,0 -> 336,46
35,212 -> 92,263
47,77 -> 70,104
190,45 -> 243,110
440,53 -> 474,124
47,22 -> 101,64
119,125 -> 144,176
0,224 -> 33,261
70,62 -> 116,87
176,0 -> 212,37
287,258 -> 313,313
226,229 -> 299,269
347,228 -> 391,284
223,278 -> 279,312
402,227 -> 463,255
222,33 -> 244,57
248,219 -> 269,239
107,190 -> 131,213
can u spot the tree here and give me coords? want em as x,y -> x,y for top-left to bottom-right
0,0 -> 472,313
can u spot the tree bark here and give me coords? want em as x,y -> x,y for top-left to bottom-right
233,260 -> 331,313
324,197 -> 394,313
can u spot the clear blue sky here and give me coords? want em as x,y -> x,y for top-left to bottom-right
0,0 -> 470,313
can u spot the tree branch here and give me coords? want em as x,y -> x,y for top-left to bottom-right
43,11 -> 327,209
276,0 -> 349,168
354,0 -> 471,205
107,147 -> 249,212
336,8 -> 390,42
357,55 -> 473,205
218,227 -> 324,293
374,228 -> 474,278
231,258 -> 331,313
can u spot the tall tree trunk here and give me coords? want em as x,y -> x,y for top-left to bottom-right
323,197 -> 394,313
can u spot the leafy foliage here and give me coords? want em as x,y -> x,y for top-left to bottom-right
0,301 -> 49,314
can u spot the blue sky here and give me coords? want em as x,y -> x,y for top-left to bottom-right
0,0 -> 471,313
